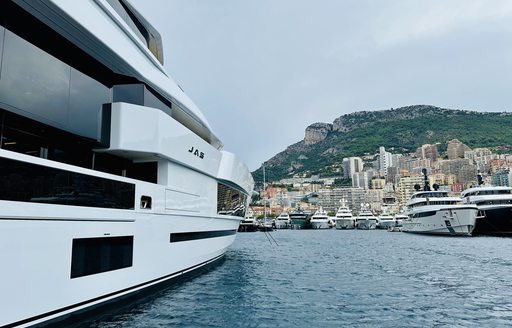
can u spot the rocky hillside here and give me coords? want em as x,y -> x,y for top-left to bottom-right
252,105 -> 512,183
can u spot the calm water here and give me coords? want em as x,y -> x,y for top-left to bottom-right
86,230 -> 512,327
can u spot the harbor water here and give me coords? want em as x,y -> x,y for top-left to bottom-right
86,230 -> 512,327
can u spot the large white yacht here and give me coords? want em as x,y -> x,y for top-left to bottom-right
334,200 -> 355,229
355,204 -> 378,230
377,211 -> 395,230
403,190 -> 479,236
310,207 -> 330,229
274,210 -> 291,229
0,1 -> 253,327
461,185 -> 512,236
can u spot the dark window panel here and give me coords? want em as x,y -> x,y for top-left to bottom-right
126,161 -> 157,184
0,26 -> 4,80
69,68 -> 110,139
0,156 -> 135,209
71,236 -> 133,278
170,230 -> 236,243
0,29 -> 70,125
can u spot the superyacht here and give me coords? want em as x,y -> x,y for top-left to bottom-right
334,200 -> 355,229
310,207 -> 330,229
274,210 -> 291,229
355,204 -> 378,230
402,171 -> 478,236
289,206 -> 311,229
461,184 -> 512,236
0,1 -> 253,327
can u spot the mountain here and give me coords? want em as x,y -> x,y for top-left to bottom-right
252,105 -> 512,183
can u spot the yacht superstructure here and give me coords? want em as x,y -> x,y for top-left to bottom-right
0,1 -> 253,327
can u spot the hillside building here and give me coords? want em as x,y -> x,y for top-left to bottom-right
447,139 -> 471,159
343,157 -> 364,179
416,143 -> 439,162
397,175 -> 425,205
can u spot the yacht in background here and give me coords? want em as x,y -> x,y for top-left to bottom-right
393,213 -> 407,227
238,208 -> 259,232
355,204 -> 378,230
275,210 -> 291,229
461,184 -> 512,236
335,200 -> 355,229
310,207 -> 330,229
377,211 -> 395,230
0,1 -> 253,327
402,170 -> 478,236
289,206 -> 311,229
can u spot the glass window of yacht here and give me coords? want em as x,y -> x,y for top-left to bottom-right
0,156 -> 135,209
71,236 -> 133,278
217,183 -> 248,217
0,26 -> 4,79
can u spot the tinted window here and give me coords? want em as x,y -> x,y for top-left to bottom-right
0,156 -> 135,209
0,30 -> 70,124
69,67 -> 110,138
217,183 -> 247,217
71,236 -> 133,278
0,26 -> 4,79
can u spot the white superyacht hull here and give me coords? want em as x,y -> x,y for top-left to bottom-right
0,150 -> 247,328
402,207 -> 478,236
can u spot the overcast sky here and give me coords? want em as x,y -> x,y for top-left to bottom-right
131,0 -> 512,171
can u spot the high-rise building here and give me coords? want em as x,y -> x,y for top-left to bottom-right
378,146 -> 392,176
352,171 -> 373,189
343,157 -> 363,179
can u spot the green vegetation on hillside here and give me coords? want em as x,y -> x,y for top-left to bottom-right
252,105 -> 512,182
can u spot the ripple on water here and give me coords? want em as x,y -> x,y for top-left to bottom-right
85,230 -> 512,327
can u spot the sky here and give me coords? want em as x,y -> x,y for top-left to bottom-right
131,0 -> 512,171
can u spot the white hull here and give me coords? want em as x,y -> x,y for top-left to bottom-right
311,220 -> 330,229
402,207 -> 478,236
336,218 -> 355,229
0,203 -> 239,327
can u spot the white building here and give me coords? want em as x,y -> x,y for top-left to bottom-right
343,157 -> 364,179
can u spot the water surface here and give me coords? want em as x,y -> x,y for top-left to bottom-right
88,230 -> 512,327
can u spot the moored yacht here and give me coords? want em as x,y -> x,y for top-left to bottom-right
393,213 -> 407,227
377,212 -> 395,230
461,185 -> 512,236
310,207 -> 330,229
402,190 -> 479,236
335,200 -> 355,229
289,206 -> 311,229
355,204 -> 378,230
0,1 -> 253,327
275,210 -> 291,229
